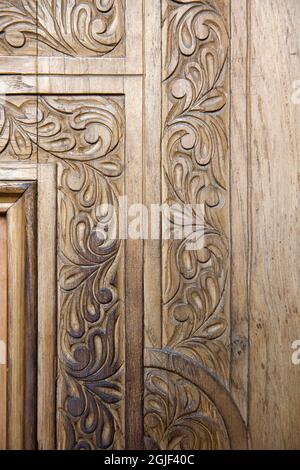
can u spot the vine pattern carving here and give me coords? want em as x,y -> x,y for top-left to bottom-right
0,0 -> 125,57
162,0 -> 230,384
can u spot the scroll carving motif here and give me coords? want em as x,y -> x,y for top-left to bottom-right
0,0 -> 125,57
43,96 -> 125,450
162,0 -> 230,384
144,368 -> 229,450
0,95 -> 125,449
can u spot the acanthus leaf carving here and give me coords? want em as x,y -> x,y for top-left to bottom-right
144,368 -> 230,451
0,94 -> 125,449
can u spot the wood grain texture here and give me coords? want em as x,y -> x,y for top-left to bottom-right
0,163 -> 37,180
0,0 -> 125,57
145,0 -> 247,451
6,195 -> 26,450
37,164 -> 57,450
124,77 -> 144,450
248,0 -> 300,449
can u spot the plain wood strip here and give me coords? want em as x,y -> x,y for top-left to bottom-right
249,0 -> 300,449
23,184 -> 37,450
0,203 -> 14,214
124,77 -> 144,450
230,0 -> 249,423
144,0 -> 162,349
36,75 -> 125,94
125,0 -> 143,74
0,215 -> 7,450
6,196 -> 26,450
0,164 -> 37,181
0,76 -> 126,95
37,164 -> 57,450
0,76 -> 37,94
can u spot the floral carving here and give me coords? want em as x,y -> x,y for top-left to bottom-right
162,0 -> 230,384
144,368 -> 229,450
0,97 -> 38,160
49,96 -> 125,449
0,0 -> 124,57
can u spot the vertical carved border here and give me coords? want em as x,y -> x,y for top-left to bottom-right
0,0 -> 125,57
41,96 -> 126,450
145,0 -> 247,450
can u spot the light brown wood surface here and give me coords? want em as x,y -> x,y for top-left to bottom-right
0,0 -> 299,451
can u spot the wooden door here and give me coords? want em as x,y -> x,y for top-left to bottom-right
0,0 -> 299,450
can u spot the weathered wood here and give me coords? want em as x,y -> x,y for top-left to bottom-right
6,194 -> 26,450
124,77 -> 144,450
0,214 -> 7,450
230,0 -> 249,423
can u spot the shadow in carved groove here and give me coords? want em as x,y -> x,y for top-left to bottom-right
0,0 -> 125,57
144,349 -> 248,450
0,95 -> 126,450
162,0 -> 230,386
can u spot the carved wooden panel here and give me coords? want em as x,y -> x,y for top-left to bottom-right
0,0 -> 298,452
52,96 -> 125,450
0,0 -> 125,57
0,96 -> 38,161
